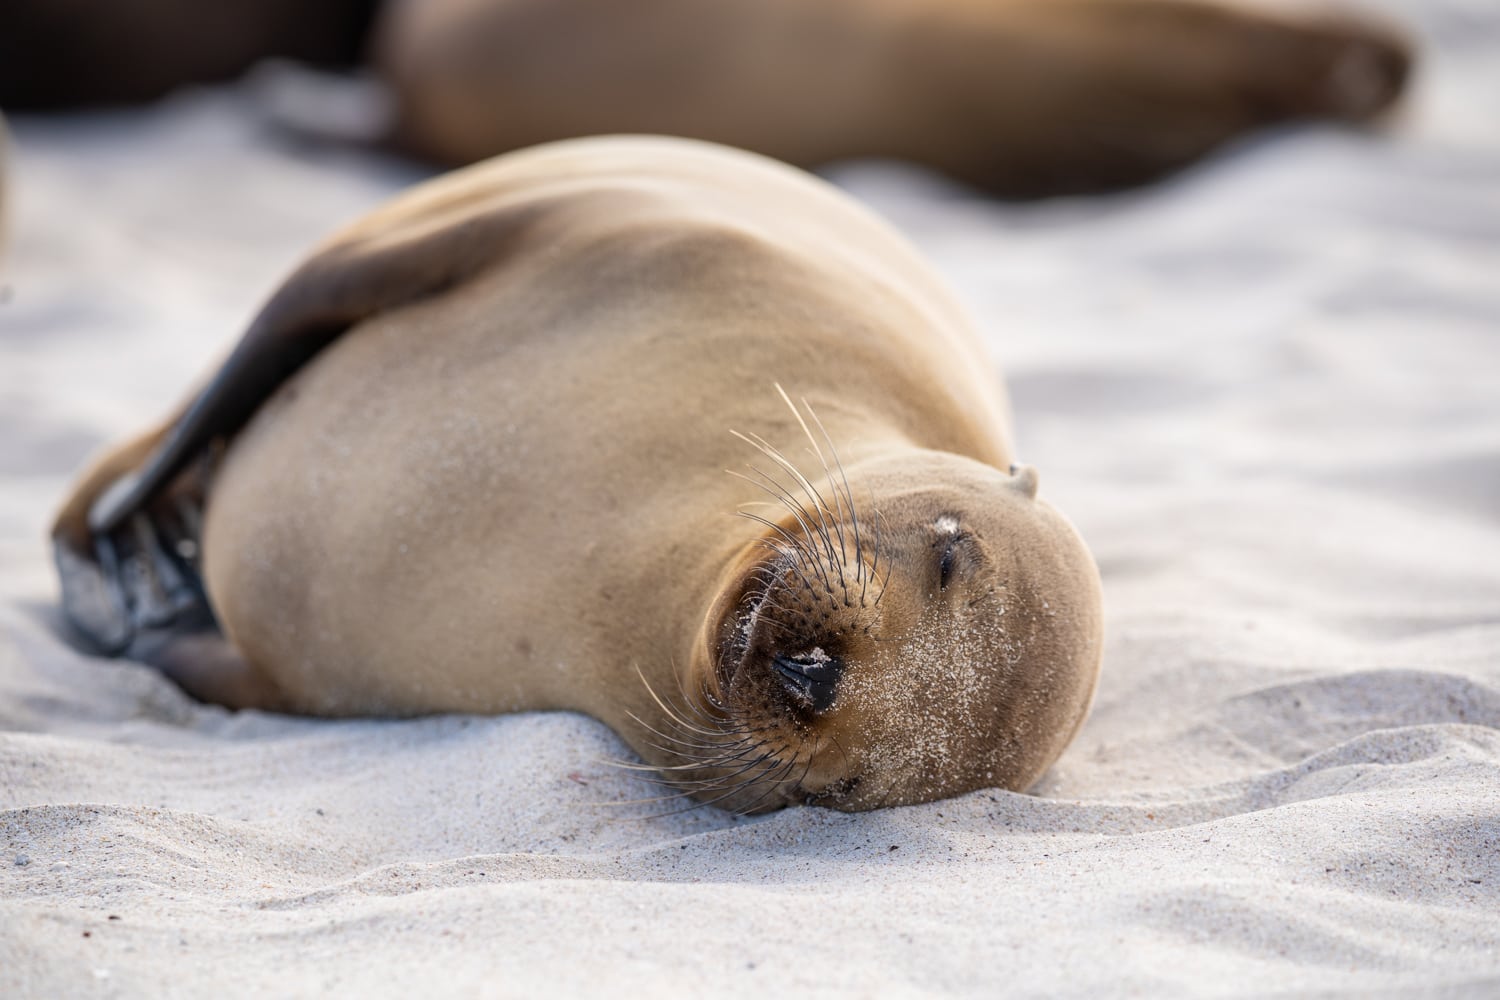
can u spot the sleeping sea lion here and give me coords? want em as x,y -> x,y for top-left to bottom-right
53,136 -> 1102,812
3,0 -> 1412,197
373,0 -> 1414,196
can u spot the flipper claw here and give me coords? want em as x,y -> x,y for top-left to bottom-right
56,501 -> 215,658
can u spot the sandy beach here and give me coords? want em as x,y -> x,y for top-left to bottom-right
3,0 -> 1499,994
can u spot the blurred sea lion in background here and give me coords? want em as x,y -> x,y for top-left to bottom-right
0,0 -> 379,109
0,112 -> 10,255
2,0 -> 1411,196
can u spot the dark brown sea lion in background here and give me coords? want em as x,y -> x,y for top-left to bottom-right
3,0 -> 1411,197
0,0 -> 379,109
52,136 -> 1103,812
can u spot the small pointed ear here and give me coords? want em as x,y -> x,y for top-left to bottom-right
1007,463 -> 1039,499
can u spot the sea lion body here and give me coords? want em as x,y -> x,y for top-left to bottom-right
4,0 -> 1410,197
373,0 -> 1414,196
55,137 -> 1103,811
208,139 -> 1011,714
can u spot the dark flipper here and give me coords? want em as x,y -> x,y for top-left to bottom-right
88,193 -> 548,536
86,316 -> 345,537
57,184 -> 548,664
57,465 -> 215,656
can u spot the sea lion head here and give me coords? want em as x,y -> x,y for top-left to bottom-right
684,449 -> 1103,813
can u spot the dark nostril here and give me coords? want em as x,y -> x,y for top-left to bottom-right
773,652 -> 841,712
773,653 -> 837,682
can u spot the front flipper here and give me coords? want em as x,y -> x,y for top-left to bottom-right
53,164 -> 550,671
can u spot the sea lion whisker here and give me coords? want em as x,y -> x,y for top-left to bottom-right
780,392 -> 859,612
639,713 -> 731,747
673,736 -> 786,788
625,687 -> 775,750
743,610 -> 796,641
597,736 -> 766,773
635,752 -> 796,819
732,467 -> 837,587
632,664 -> 733,739
732,492 -> 822,568
747,562 -> 822,616
741,455 -> 858,611
636,730 -> 735,758
733,465 -> 823,542
731,464 -> 819,534
750,443 -> 843,574
648,699 -> 722,737
641,749 -> 785,791
735,503 -> 823,580
751,604 -> 798,631
735,732 -> 811,816
624,710 -> 739,753
636,713 -> 753,748
596,755 -> 741,775
597,756 -> 693,774
748,536 -> 818,581
731,430 -> 842,569
672,667 -> 756,732
632,690 -> 725,740
804,401 -> 867,593
643,730 -> 764,762
737,430 -> 830,524
736,511 -> 831,595
869,506 -> 893,609
600,743 -> 768,779
743,429 -> 838,550
794,442 -> 854,606
776,386 -> 852,579
615,755 -> 786,815
774,732 -> 822,813
745,543 -> 799,584
723,751 -> 804,816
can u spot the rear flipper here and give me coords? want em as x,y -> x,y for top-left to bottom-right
50,431 -> 282,710
52,427 -> 216,656
917,0 -> 1417,195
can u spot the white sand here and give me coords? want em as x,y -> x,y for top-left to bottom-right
3,0 -> 1499,994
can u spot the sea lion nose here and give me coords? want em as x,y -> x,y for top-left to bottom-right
1007,464 -> 1039,499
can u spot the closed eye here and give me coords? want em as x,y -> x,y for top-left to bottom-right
939,541 -> 957,590
938,533 -> 970,591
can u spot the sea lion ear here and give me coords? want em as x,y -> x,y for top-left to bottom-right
1007,464 -> 1039,500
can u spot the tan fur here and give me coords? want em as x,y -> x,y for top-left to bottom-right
56,137 -> 1103,811
373,0 -> 1412,196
